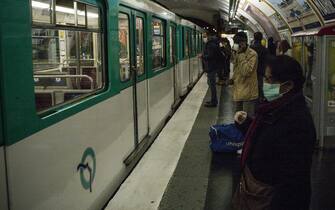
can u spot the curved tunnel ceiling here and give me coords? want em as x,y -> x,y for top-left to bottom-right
155,0 -> 335,39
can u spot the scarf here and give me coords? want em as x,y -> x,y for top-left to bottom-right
240,91 -> 302,168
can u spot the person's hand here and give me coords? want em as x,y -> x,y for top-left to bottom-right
234,111 -> 247,124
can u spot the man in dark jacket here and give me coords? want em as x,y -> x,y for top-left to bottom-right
221,38 -> 232,81
234,55 -> 316,210
202,34 -> 222,107
267,37 -> 277,56
251,32 -> 268,100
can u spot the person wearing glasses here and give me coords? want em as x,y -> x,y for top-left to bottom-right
233,55 -> 316,210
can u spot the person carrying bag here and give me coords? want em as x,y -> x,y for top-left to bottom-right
232,55 -> 316,210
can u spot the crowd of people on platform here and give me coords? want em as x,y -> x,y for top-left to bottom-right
202,31 -> 316,210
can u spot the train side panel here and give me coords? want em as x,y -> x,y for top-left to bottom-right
5,89 -> 136,210
0,148 -> 8,210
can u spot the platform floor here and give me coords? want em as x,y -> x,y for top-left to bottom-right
106,76 -> 335,210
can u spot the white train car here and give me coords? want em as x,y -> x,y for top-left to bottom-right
0,0 -> 204,209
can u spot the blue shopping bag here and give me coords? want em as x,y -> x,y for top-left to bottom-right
209,123 -> 244,152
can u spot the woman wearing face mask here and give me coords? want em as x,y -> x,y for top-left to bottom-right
232,55 -> 316,210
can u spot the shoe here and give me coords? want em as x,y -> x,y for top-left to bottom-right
204,103 -> 217,108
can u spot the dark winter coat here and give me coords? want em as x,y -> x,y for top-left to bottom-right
202,38 -> 222,73
251,41 -> 268,77
237,92 -> 316,210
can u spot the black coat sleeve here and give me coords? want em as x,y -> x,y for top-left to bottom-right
271,116 -> 316,210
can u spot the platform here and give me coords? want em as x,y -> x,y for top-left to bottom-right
106,75 -> 335,210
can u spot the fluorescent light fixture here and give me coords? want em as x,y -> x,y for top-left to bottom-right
32,1 -> 98,18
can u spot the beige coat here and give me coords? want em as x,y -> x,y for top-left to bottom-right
232,47 -> 259,101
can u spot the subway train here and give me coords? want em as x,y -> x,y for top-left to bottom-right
0,0 -> 204,209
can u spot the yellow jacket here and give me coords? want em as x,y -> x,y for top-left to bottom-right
232,47 -> 259,101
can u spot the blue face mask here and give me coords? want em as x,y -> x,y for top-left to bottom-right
263,82 -> 282,101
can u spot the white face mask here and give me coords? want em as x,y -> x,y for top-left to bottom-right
203,38 -> 208,43
232,43 -> 240,51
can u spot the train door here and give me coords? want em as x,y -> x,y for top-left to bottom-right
170,24 -> 179,104
119,8 -> 148,155
131,11 -> 149,145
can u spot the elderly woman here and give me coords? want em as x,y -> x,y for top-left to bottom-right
233,55 -> 316,210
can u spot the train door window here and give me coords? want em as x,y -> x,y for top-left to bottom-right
152,18 -> 166,70
170,26 -> 173,64
119,13 -> 130,81
185,30 -> 189,57
136,17 -> 145,76
31,0 -> 52,24
31,0 -> 104,113
194,31 -> 197,55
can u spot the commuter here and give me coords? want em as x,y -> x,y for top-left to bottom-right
221,38 -> 232,82
276,40 -> 292,56
217,39 -> 226,86
231,32 -> 259,116
202,33 -> 222,107
251,32 -> 268,101
233,55 -> 316,210
267,37 -> 276,56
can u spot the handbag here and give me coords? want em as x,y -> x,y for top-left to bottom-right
232,166 -> 274,210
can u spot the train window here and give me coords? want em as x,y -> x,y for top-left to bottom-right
76,2 -> 86,27
31,1 -> 104,113
185,30 -> 189,57
31,0 -> 52,24
152,18 -> 166,70
87,5 -> 100,30
170,26 -> 173,64
194,31 -> 197,55
119,13 -> 130,81
136,17 -> 145,76
56,0 -> 75,26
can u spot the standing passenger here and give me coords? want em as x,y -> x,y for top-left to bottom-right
276,40 -> 292,56
221,38 -> 232,82
251,32 -> 268,101
267,37 -> 277,56
202,34 -> 221,107
233,55 -> 316,210
231,32 -> 259,116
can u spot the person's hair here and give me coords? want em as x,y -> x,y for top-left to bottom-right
233,32 -> 248,44
265,55 -> 305,91
254,32 -> 263,42
279,40 -> 291,54
268,37 -> 274,43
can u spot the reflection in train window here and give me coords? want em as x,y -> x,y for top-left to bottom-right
136,17 -> 145,76
152,18 -> 166,70
119,13 -> 130,81
31,0 -> 104,113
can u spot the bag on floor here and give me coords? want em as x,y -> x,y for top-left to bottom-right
209,123 -> 244,152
